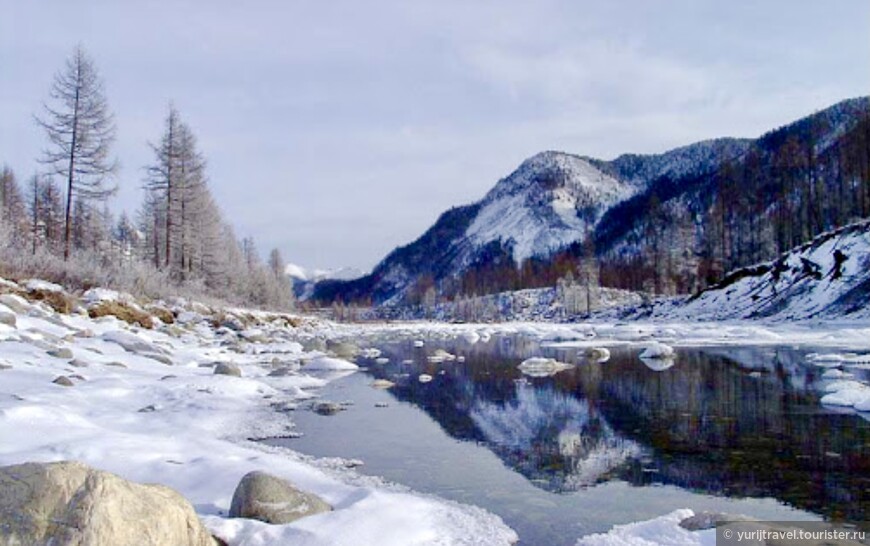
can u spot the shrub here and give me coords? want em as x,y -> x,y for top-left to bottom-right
88,301 -> 154,329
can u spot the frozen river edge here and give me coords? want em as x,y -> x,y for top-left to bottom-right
2,278 -> 870,545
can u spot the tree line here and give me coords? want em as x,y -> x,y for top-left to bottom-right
0,46 -> 292,309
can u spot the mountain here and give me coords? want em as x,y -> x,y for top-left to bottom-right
314,141 -> 748,304
285,263 -> 366,300
316,97 -> 870,307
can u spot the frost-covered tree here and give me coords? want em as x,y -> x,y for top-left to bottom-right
35,46 -> 118,260
28,174 -> 65,254
0,165 -> 28,239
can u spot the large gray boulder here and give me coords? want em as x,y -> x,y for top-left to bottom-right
229,470 -> 331,524
0,461 -> 216,546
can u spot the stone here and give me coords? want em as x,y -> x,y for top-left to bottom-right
213,362 -> 242,377
229,470 -> 331,524
69,359 -> 90,368
0,311 -> 15,328
267,366 -> 298,377
142,353 -> 173,366
47,347 -> 73,359
312,401 -> 343,416
326,340 -> 360,359
105,361 -> 127,368
0,294 -> 30,314
102,330 -> 167,356
52,376 -> 74,387
0,461 -> 217,546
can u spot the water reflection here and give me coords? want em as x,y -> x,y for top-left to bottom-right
362,337 -> 870,523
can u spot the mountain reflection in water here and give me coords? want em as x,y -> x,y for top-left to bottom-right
362,336 -> 870,523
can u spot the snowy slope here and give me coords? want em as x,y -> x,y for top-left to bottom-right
466,151 -> 636,264
672,221 -> 870,321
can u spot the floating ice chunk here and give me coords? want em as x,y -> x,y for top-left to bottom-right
639,342 -> 675,359
427,349 -> 456,363
583,347 -> 611,363
518,357 -> 573,378
413,340 -> 425,347
304,356 -> 360,371
418,374 -> 433,383
640,357 -> 675,372
822,369 -> 853,380
820,380 -> 870,407
461,331 -> 481,344
360,348 -> 382,359
375,357 -> 389,364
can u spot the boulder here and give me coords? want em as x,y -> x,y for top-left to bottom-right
0,311 -> 15,328
229,470 -> 331,524
102,330 -> 167,356
47,347 -> 73,359
52,376 -> 75,387
213,362 -> 242,377
0,461 -> 216,546
0,294 -> 31,314
312,401 -> 343,415
326,340 -> 360,359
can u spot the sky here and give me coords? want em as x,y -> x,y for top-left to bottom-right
2,1 -> 869,272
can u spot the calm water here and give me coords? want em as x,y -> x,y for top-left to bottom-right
269,334 -> 870,545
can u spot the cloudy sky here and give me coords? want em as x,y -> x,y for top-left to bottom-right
2,1 -> 868,272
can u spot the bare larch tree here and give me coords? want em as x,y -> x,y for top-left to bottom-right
35,46 -> 117,260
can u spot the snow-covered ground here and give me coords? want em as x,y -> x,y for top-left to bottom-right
0,280 -> 517,546
3,276 -> 870,545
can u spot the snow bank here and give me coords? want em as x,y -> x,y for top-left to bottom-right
0,278 -> 517,546
576,509 -> 714,546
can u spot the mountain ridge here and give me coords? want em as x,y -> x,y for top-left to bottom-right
314,96 -> 870,307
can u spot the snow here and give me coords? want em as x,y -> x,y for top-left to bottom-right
466,152 -> 635,264
673,220 -> 870,321
0,279 -> 517,546
639,342 -> 675,359
5,274 -> 870,545
303,356 -> 360,371
517,357 -> 573,377
576,509 -> 714,546
23,279 -> 65,293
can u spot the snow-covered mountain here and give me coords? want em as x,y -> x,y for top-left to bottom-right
466,151 -> 638,264
316,97 -> 869,307
667,220 -> 870,321
285,264 -> 366,300
314,141 -> 747,305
